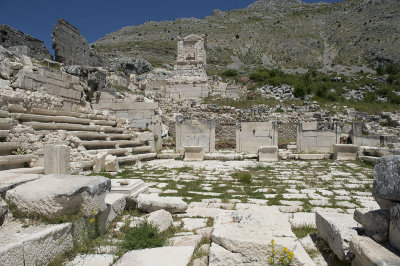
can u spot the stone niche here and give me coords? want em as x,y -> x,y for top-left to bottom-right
175,115 -> 215,153
296,121 -> 340,153
351,122 -> 399,147
236,122 -> 278,154
52,19 -> 103,67
166,35 -> 209,99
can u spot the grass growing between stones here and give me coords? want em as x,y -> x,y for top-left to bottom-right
121,222 -> 167,250
291,224 -> 317,239
188,236 -> 211,266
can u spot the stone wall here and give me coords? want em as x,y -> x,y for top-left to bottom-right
0,24 -> 51,60
175,115 -> 215,152
296,121 -> 340,153
351,122 -> 398,147
236,122 -> 278,154
52,19 -> 102,67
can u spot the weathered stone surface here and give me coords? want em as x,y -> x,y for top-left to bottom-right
184,146 -> 204,161
44,144 -> 70,175
100,193 -> 126,227
0,24 -> 51,60
52,19 -> 103,66
354,208 -> 389,243
373,156 -> 400,202
333,144 -> 359,160
0,173 -> 41,196
389,203 -> 400,252
93,152 -> 107,173
115,246 -> 194,266
146,209 -> 173,233
350,234 -> 400,266
170,234 -> 202,247
182,217 -> 208,231
316,212 -> 360,261
0,198 -> 8,226
0,221 -> 73,265
105,154 -> 119,172
6,174 -> 110,218
209,206 -> 315,265
67,254 -> 116,266
136,194 -> 188,213
258,146 -> 278,162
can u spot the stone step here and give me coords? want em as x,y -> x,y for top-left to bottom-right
8,105 -> 113,121
12,113 -> 92,125
0,110 -> 10,118
0,142 -> 21,155
0,130 -> 9,139
80,140 -> 142,150
70,131 -> 133,140
0,167 -> 44,175
0,154 -> 32,166
0,221 -> 73,265
0,118 -> 17,130
85,148 -> 133,156
117,153 -> 157,164
133,146 -> 153,153
23,122 -> 124,133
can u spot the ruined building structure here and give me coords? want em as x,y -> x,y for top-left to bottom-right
52,19 -> 103,67
166,34 -> 209,99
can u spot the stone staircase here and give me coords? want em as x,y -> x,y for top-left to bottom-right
0,105 -> 157,172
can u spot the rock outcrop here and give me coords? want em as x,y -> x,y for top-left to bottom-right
0,24 -> 51,60
52,19 -> 103,67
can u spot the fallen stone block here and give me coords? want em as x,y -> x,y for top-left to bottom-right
298,154 -> 329,160
258,146 -> 278,162
114,246 -> 194,266
333,144 -> 359,160
316,212 -> 360,261
350,234 -> 400,266
6,174 -> 110,219
170,234 -> 202,247
354,208 -> 389,243
184,146 -> 204,162
99,193 -> 127,228
136,194 -> 188,213
373,155 -> 400,202
105,154 -> 119,172
109,179 -> 149,209
390,203 -> 400,252
93,152 -> 107,173
0,173 -> 41,196
44,144 -> 70,175
146,209 -> 173,233
0,221 -> 73,265
209,206 -> 315,265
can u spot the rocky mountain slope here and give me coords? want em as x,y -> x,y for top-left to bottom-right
93,0 -> 400,74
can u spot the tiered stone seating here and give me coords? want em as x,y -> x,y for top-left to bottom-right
0,105 -> 157,172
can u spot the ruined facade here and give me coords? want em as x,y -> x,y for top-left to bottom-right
52,19 -> 103,67
166,35 -> 209,99
0,24 -> 51,60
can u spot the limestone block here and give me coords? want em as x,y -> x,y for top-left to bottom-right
210,206 -> 315,266
6,174 -> 110,219
146,209 -> 173,233
333,144 -> 359,160
103,193 -> 126,226
0,173 -> 41,196
258,146 -> 278,162
44,144 -> 70,175
182,218 -> 208,231
354,208 -> 389,243
372,155 -> 400,202
104,154 -> 119,172
389,203 -> 400,252
115,246 -> 194,266
184,146 -> 204,161
93,152 -> 107,173
350,234 -> 400,266
316,212 -> 359,261
0,222 -> 73,266
136,194 -> 188,213
170,235 -> 202,248
302,121 -> 318,131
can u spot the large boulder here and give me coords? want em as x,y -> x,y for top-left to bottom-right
354,208 -> 389,243
372,156 -> 400,202
316,212 -> 360,261
136,194 -> 188,213
146,209 -> 173,233
5,174 -> 110,219
115,246 -> 194,266
209,206 -> 314,265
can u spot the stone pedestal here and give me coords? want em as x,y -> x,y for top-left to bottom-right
258,146 -> 278,162
333,144 -> 359,160
44,144 -> 70,175
184,146 -> 204,161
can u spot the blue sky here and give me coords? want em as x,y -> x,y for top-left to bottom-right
1,0 -> 342,53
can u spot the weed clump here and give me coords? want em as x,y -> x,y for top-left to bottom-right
232,172 -> 252,184
122,222 -> 167,250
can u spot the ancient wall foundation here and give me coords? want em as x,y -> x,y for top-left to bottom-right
236,122 -> 278,154
296,121 -> 340,153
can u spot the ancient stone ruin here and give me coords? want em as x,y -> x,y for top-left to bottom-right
52,19 -> 103,66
